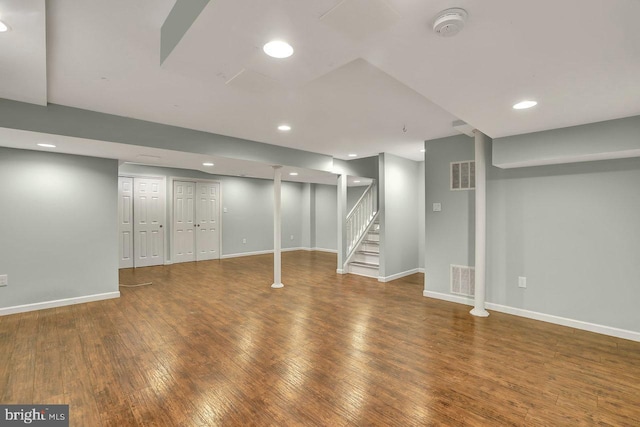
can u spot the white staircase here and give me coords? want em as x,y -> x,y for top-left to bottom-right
348,220 -> 380,278
344,182 -> 379,278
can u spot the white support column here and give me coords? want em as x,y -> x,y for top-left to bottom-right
336,174 -> 347,274
271,166 -> 284,289
471,131 -> 489,317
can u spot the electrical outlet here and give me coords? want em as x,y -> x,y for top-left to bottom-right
518,276 -> 527,288
0,275 -> 7,287
290,235 -> 294,240
433,203 -> 442,212
242,238 -> 246,244
223,207 -> 228,213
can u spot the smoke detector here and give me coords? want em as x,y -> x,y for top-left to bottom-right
433,8 -> 468,37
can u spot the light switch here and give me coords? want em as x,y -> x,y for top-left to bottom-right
433,203 -> 442,212
518,276 -> 527,288
223,207 -> 228,213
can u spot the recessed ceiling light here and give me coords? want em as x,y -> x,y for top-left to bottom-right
289,172 -> 298,176
348,154 -> 357,157
37,143 -> 56,148
263,40 -> 294,59
202,162 -> 214,167
420,149 -> 426,153
278,124 -> 291,131
0,20 -> 10,32
513,100 -> 538,110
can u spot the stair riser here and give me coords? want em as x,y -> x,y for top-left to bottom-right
353,253 -> 379,264
362,243 -> 379,253
348,264 -> 378,278
367,234 -> 380,242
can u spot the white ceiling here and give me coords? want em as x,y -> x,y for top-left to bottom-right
0,0 -> 46,105
1,0 -> 640,173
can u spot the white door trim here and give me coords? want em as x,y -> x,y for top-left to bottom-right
119,174 -> 167,266
118,176 -> 134,268
168,176 -> 222,264
132,176 -> 166,267
173,181 -> 196,263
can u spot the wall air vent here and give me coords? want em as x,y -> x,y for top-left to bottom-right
451,265 -> 475,296
451,161 -> 475,190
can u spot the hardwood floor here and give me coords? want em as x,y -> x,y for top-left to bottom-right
1,251 -> 639,426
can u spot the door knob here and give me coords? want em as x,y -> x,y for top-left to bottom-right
159,225 -> 163,228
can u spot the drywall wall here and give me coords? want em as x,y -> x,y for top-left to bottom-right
493,115 -> 640,168
347,185 -> 368,213
118,164 -> 305,258
282,183 -> 304,250
418,161 -> 425,269
0,99 -> 333,172
333,156 -> 379,180
424,128 -> 640,333
424,135 -> 475,293
0,147 -> 119,309
301,183 -> 313,248
314,184 -> 337,251
379,153 -> 421,279
487,155 -> 640,332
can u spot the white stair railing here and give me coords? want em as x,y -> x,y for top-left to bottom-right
346,182 -> 377,257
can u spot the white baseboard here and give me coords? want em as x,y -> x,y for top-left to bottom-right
0,291 -> 121,317
418,268 -> 425,273
312,247 -> 338,254
423,290 -> 474,306
221,249 -> 273,259
336,269 -> 345,274
221,247 -> 334,259
423,290 -> 640,342
378,268 -> 421,283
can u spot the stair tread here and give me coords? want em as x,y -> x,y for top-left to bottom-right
356,250 -> 379,256
350,261 -> 379,268
363,240 -> 379,245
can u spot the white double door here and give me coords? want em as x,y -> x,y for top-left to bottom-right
118,176 -> 165,269
173,180 -> 220,263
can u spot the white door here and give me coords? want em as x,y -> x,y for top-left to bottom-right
118,177 -> 134,268
196,182 -> 220,261
134,177 -> 165,267
173,181 -> 196,263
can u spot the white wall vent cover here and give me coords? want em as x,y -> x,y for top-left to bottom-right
451,160 -> 475,190
451,264 -> 475,296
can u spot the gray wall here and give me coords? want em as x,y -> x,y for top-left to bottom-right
0,99 -> 333,172
487,155 -> 640,332
301,183 -> 312,248
379,153 -> 421,278
493,115 -> 640,168
0,147 -> 119,308
424,135 -> 475,293
424,128 -> 640,332
314,184 -> 337,251
418,161 -> 425,269
333,156 -> 379,180
347,185 -> 368,213
118,164 -> 305,257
